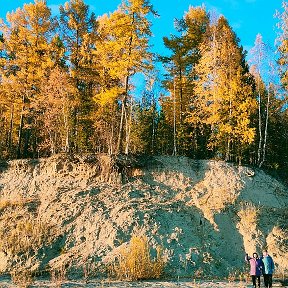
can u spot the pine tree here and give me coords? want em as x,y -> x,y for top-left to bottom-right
161,6 -> 209,156
274,1 -> 288,173
262,85 -> 288,172
155,108 -> 174,155
59,0 -> 98,152
129,89 -> 158,154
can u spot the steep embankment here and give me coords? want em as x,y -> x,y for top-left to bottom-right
0,154 -> 287,278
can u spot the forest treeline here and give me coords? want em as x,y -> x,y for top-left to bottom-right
0,0 -> 287,171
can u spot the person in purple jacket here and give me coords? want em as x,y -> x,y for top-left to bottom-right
245,252 -> 264,288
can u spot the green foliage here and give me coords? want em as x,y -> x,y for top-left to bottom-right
129,91 -> 158,154
59,0 -> 97,154
160,6 -> 209,156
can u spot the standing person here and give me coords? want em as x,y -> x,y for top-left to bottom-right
245,252 -> 264,288
262,249 -> 275,288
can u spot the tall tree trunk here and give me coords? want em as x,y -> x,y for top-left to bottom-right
257,87 -> 262,166
173,78 -> 177,156
23,115 -> 32,158
257,52 -> 263,166
63,106 -> 70,153
7,103 -> 14,154
117,82 -> 128,154
70,107 -> 78,153
17,94 -> 26,159
260,85 -> 270,167
125,98 -> 133,155
117,12 -> 135,155
226,64 -> 233,162
151,97 -> 156,154
211,26 -> 217,136
109,117 -> 114,155
179,66 -> 183,124
117,101 -> 124,154
48,129 -> 55,155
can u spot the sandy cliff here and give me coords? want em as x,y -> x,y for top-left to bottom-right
0,154 -> 287,278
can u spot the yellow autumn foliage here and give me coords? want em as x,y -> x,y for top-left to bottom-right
111,234 -> 165,281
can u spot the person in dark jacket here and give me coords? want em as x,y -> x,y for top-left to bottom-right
245,252 -> 264,288
261,249 -> 275,288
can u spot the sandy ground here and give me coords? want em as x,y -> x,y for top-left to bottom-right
0,278 -> 286,288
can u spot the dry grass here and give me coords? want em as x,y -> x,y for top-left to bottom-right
82,258 -> 98,283
227,268 -> 247,283
237,202 -> 259,227
236,202 -> 262,254
191,279 -> 201,288
10,268 -> 34,288
237,203 -> 259,237
266,226 -> 288,279
0,197 -> 37,210
0,204 -> 57,286
193,267 -> 204,278
50,264 -> 68,287
0,211 -> 54,256
110,234 -> 165,281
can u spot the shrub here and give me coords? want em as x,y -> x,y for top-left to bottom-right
237,203 -> 259,228
111,234 -> 164,281
227,268 -> 246,282
10,268 -> 34,288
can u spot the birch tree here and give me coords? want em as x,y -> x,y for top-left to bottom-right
250,34 -> 279,167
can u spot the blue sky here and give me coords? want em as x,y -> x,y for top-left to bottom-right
0,0 -> 283,94
0,0 -> 283,56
